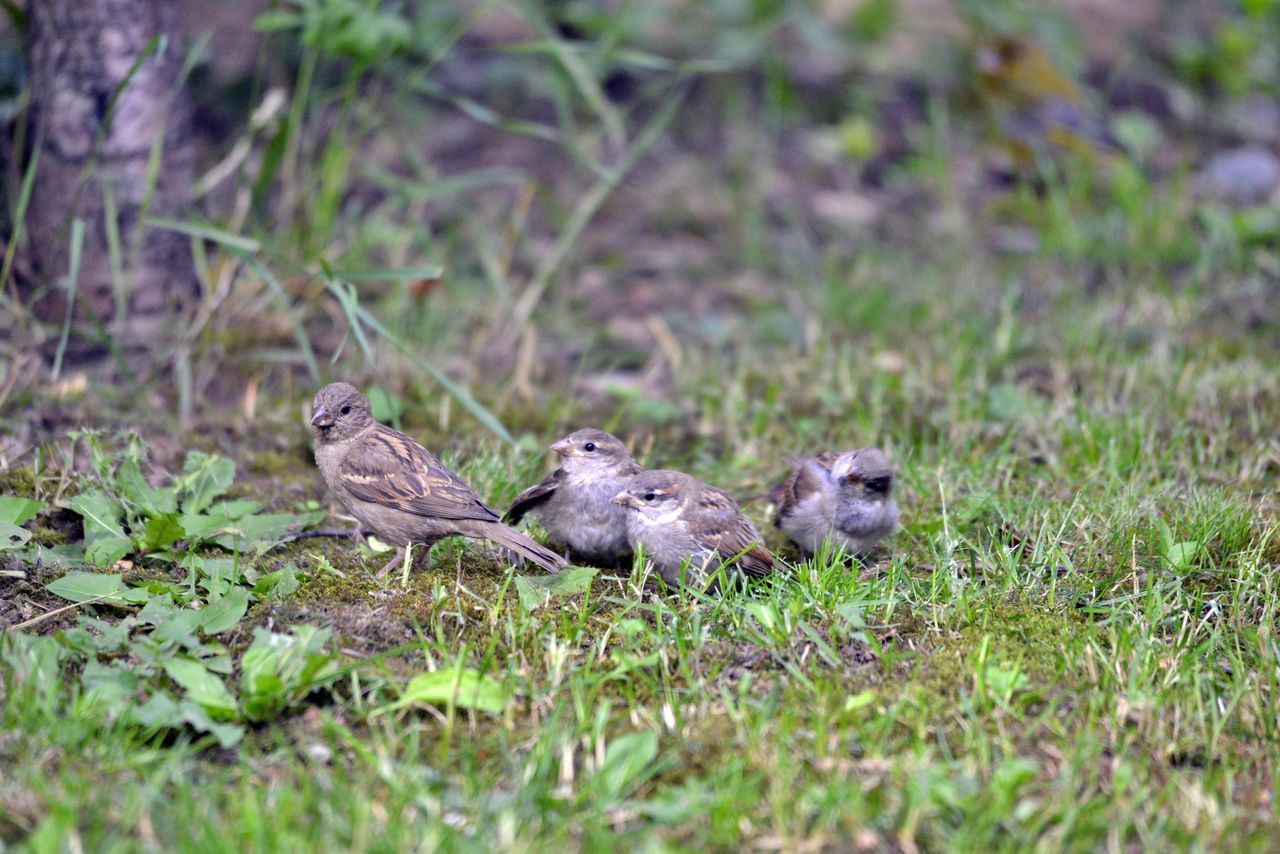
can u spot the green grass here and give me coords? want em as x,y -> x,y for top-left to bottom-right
4,0 -> 1280,849
4,258 -> 1277,846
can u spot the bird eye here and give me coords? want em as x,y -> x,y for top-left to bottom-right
339,404 -> 352,416
584,442 -> 596,452
643,492 -> 656,502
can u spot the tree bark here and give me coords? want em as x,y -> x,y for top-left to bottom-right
23,0 -> 197,355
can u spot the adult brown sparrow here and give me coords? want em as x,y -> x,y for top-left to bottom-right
503,428 -> 642,567
611,469 -> 775,588
771,448 -> 899,559
309,383 -> 566,574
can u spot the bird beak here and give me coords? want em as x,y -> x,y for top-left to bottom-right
611,490 -> 640,509
310,405 -> 333,428
839,467 -> 862,484
551,438 -> 574,456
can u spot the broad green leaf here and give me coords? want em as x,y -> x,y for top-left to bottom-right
181,555 -> 243,595
597,730 -> 659,798
239,626 -> 338,721
164,658 -> 238,719
367,386 -> 405,424
0,495 -> 43,526
179,701 -> 245,748
381,667 -> 510,715
209,500 -> 263,520
179,512 -> 224,542
137,594 -> 180,625
1,634 -> 65,700
19,543 -> 85,569
637,779 -> 715,824
142,514 -> 185,551
253,564 -> 302,599
514,566 -> 597,611
1163,541 -> 1200,571
117,459 -> 178,516
0,520 -> 31,550
58,617 -> 131,656
1155,518 -> 1199,570
69,490 -> 126,539
204,653 -> 234,675
843,691 -> 877,713
69,490 -> 132,565
199,588 -> 249,635
81,660 -> 140,711
132,692 -> 182,729
85,534 -> 132,567
152,610 -> 205,650
45,572 -> 124,603
210,511 -> 326,551
366,535 -> 394,553
179,452 -> 235,514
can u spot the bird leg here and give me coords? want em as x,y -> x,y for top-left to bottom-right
377,546 -> 406,576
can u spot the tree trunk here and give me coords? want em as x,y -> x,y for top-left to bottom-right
22,0 -> 197,356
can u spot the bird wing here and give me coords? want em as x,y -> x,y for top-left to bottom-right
502,468 -> 564,524
691,487 -> 774,578
340,425 -> 501,523
771,453 -> 836,526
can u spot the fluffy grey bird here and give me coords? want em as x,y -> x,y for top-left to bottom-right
503,428 -> 642,566
309,383 -> 566,574
611,469 -> 775,588
771,448 -> 899,559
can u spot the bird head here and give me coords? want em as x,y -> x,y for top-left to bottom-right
611,469 -> 688,517
830,448 -> 894,497
310,382 -> 373,442
552,428 -> 632,473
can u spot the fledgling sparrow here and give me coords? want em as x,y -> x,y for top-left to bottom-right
309,383 -> 566,575
771,448 -> 899,560
503,428 -> 643,567
611,469 -> 775,588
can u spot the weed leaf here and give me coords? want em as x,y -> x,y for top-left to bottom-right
514,566 -> 597,611
179,452 -> 236,514
164,657 -> 238,719
46,572 -> 125,603
199,588 -> 250,635
386,667 -> 509,714
0,520 -> 31,550
0,496 -> 44,526
598,730 -> 659,799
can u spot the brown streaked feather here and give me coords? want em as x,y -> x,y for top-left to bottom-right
772,452 -> 838,527
502,469 -> 564,524
617,457 -> 645,478
690,486 -> 775,578
340,425 -> 501,523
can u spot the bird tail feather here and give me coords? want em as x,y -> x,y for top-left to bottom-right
483,523 -> 567,574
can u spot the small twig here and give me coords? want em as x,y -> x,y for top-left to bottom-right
4,591 -> 118,634
284,528 -> 370,542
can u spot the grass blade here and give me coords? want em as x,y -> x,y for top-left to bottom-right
49,219 -> 86,381
510,82 -> 689,329
0,129 -> 40,299
238,253 -> 320,385
143,217 -> 261,253
320,267 -> 513,444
